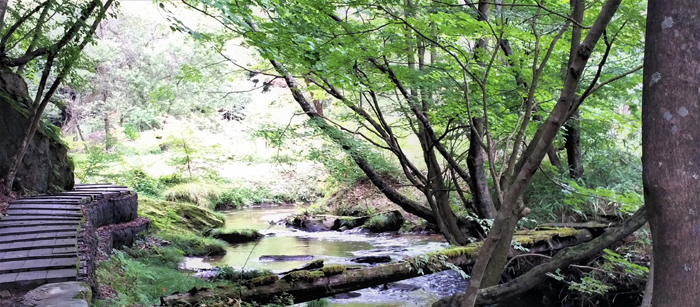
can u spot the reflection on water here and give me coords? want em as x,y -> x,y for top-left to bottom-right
203,205 -> 463,306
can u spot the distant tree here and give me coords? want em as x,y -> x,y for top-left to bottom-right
642,1 -> 700,306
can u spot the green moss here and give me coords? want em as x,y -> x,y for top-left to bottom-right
320,264 -> 346,275
513,228 -> 580,245
138,198 -> 225,233
72,283 -> 92,302
282,270 -> 324,283
435,244 -> 481,258
246,275 -> 279,287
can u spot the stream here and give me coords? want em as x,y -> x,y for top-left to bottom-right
184,205 -> 467,306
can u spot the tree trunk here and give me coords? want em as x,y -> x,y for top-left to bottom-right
564,109 -> 584,179
564,0 -> 585,180
642,1 -> 700,306
468,118 -> 497,219
640,255 -> 653,307
547,145 -> 563,172
0,0 -> 8,35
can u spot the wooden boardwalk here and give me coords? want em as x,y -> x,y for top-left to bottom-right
0,184 -> 132,290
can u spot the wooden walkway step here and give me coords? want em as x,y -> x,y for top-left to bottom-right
0,184 -> 133,290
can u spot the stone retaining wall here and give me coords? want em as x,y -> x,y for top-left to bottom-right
78,192 -> 149,292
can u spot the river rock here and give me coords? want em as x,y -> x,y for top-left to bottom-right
259,255 -> 314,261
365,210 -> 405,233
22,282 -> 92,307
287,215 -> 338,232
351,256 -> 392,264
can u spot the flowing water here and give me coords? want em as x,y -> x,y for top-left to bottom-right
194,205 -> 468,306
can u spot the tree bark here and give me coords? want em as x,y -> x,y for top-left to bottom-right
468,118 -> 497,219
564,109 -> 584,179
0,0 -> 8,36
642,1 -> 700,306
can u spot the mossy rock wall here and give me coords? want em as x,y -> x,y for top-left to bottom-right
0,70 -> 74,193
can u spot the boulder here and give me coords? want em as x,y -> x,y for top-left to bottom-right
22,282 -> 91,307
210,229 -> 262,244
0,70 -> 74,193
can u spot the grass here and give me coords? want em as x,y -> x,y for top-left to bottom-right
95,250 -> 221,306
138,198 -> 225,233
163,182 -> 223,208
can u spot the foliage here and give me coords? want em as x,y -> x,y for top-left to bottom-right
95,250 -> 216,306
547,269 -> 616,297
73,143 -> 121,182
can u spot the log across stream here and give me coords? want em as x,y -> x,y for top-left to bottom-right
167,206 -> 597,306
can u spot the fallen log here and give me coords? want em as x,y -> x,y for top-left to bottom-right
161,228 -> 592,305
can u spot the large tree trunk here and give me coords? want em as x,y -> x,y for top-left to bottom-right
642,1 -> 700,306
468,118 -> 497,219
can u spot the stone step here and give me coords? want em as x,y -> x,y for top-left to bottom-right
0,232 -> 77,244
0,268 -> 78,290
0,238 -> 77,252
5,209 -> 82,217
0,215 -> 81,221
0,247 -> 77,262
0,257 -> 78,274
10,199 -> 82,204
0,220 -> 81,228
1,225 -> 79,236
8,204 -> 82,210
74,183 -> 116,186
23,195 -> 88,200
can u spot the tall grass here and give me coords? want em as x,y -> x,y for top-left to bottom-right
163,183 -> 222,208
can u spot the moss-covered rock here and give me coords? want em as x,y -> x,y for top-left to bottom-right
209,228 -> 262,244
138,198 -> 225,233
